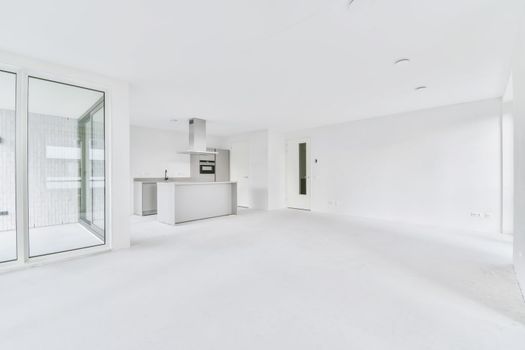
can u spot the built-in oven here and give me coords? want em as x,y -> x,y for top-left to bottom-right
199,160 -> 215,174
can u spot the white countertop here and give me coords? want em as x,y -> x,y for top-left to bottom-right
158,181 -> 237,186
134,177 -> 191,183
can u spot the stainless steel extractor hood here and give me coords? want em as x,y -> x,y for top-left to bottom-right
177,118 -> 217,155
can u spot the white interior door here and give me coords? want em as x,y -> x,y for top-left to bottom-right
286,139 -> 311,210
230,142 -> 250,207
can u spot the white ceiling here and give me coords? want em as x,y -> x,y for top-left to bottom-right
0,0 -> 522,135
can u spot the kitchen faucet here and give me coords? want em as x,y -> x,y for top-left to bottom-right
164,169 -> 168,181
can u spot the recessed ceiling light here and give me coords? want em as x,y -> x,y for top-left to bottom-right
394,58 -> 410,65
415,86 -> 427,91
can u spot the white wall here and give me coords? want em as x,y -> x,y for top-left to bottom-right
287,99 -> 504,233
130,125 -> 227,179
267,130 -> 286,210
226,130 -> 269,210
502,100 -> 514,235
225,129 -> 286,211
131,126 -> 191,179
107,80 -> 131,250
513,18 -> 525,293
0,50 -> 131,250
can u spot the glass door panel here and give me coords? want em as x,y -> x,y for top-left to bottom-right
299,142 -> 307,195
0,70 -> 17,263
28,77 -> 105,257
79,101 -> 105,239
91,105 -> 105,233
79,115 -> 93,224
286,139 -> 310,210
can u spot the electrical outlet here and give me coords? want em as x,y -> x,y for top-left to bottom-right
0,211 -> 8,216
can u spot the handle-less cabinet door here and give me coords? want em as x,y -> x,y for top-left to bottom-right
142,183 -> 157,215
230,142 -> 249,207
215,149 -> 230,182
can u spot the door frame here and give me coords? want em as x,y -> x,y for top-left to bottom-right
0,63 -> 112,270
79,98 -> 105,240
286,138 -> 311,210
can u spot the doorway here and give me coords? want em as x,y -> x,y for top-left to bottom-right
26,77 -> 106,258
286,139 -> 310,210
0,71 -> 108,264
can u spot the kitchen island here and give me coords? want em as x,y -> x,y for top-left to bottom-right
133,177 -> 194,216
157,181 -> 237,224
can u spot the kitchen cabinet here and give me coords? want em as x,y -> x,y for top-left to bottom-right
215,149 -> 230,182
134,181 -> 158,216
189,148 -> 230,182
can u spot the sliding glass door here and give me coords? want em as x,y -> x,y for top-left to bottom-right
28,77 -> 106,257
0,73 -> 107,265
79,99 -> 105,239
0,70 -> 17,263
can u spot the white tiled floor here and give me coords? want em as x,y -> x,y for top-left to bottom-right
0,223 -> 103,261
0,209 -> 524,350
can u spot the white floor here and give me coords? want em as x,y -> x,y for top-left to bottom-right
0,223 -> 103,260
0,209 -> 524,350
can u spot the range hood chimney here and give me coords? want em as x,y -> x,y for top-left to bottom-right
178,118 -> 217,155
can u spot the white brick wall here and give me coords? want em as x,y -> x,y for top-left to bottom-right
28,112 -> 82,228
0,109 -> 105,231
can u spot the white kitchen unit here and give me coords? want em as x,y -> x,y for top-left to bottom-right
189,148 -> 231,182
134,180 -> 158,216
157,182 -> 237,224
230,141 -> 250,207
